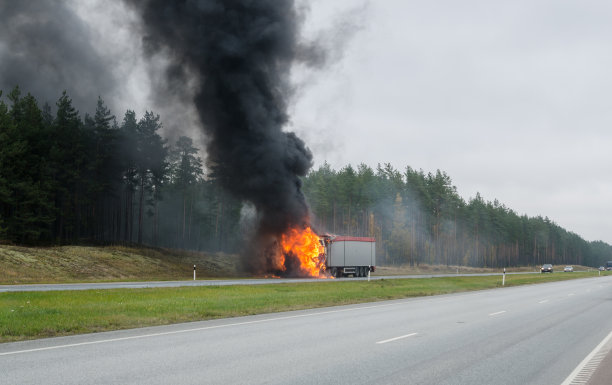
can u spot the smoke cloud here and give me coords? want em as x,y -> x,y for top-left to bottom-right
0,0 -> 119,112
125,0 -> 322,272
0,0 -> 197,141
1,0 -> 360,274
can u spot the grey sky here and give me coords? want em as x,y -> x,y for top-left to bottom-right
2,0 -> 610,244
292,0 -> 612,244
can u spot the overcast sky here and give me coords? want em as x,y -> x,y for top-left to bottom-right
290,0 -> 612,244
4,0 -> 611,244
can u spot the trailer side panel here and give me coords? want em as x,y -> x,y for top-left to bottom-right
328,241 -> 346,267
344,240 -> 374,266
325,236 -> 375,268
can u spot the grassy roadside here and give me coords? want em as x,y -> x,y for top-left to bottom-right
1,271 -> 607,343
0,244 -> 241,284
1,243 -> 596,284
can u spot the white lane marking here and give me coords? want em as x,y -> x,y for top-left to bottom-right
560,330 -> 612,385
376,333 -> 418,344
0,300 -> 421,356
538,299 -> 549,304
489,310 -> 507,316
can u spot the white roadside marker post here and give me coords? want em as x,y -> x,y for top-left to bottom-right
368,266 -> 371,282
502,267 -> 506,286
193,265 -> 196,281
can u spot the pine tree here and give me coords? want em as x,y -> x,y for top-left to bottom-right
119,110 -> 139,242
0,90 -> 12,239
134,111 -> 167,244
387,193 -> 411,265
89,97 -> 121,242
50,90 -> 85,242
169,136 -> 203,246
0,87 -> 55,242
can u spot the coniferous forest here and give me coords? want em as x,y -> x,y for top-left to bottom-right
1,87 -> 612,268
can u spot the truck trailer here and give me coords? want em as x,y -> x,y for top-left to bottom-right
320,234 -> 376,278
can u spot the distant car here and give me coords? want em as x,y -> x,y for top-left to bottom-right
599,266 -> 606,271
541,264 -> 553,273
563,266 -> 573,272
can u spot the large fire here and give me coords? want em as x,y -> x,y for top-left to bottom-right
280,226 -> 328,278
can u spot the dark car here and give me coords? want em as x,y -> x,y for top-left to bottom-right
540,264 -> 553,273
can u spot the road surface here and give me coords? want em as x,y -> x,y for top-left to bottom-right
1,276 -> 611,384
0,272 -> 537,292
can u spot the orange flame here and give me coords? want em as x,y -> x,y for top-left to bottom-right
280,226 -> 329,278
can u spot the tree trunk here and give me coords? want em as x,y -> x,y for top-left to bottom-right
182,193 -> 186,244
137,176 -> 144,244
347,197 -> 352,235
333,200 -> 336,233
188,194 -> 193,243
153,200 -> 158,246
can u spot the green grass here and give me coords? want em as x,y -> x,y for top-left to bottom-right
1,271 -> 606,342
0,244 -> 241,284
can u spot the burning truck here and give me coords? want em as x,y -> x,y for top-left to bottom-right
278,227 -> 376,278
319,234 -> 376,278
125,0 -> 369,280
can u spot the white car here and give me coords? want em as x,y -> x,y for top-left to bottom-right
563,266 -> 573,272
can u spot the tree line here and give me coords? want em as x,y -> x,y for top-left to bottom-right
0,87 -> 241,251
2,86 -> 611,268
302,163 -> 612,268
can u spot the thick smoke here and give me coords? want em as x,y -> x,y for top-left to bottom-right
0,0 -> 199,141
1,0 -> 358,274
0,1 -> 118,113
126,0 -> 318,272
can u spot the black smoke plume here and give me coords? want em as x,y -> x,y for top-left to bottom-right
126,0 -> 317,273
0,1 -> 118,113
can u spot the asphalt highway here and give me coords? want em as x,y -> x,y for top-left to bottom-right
0,272 -> 537,292
2,276 -> 611,384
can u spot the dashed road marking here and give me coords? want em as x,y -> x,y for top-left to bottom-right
0,301 -> 415,356
489,310 -> 507,316
376,333 -> 418,344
